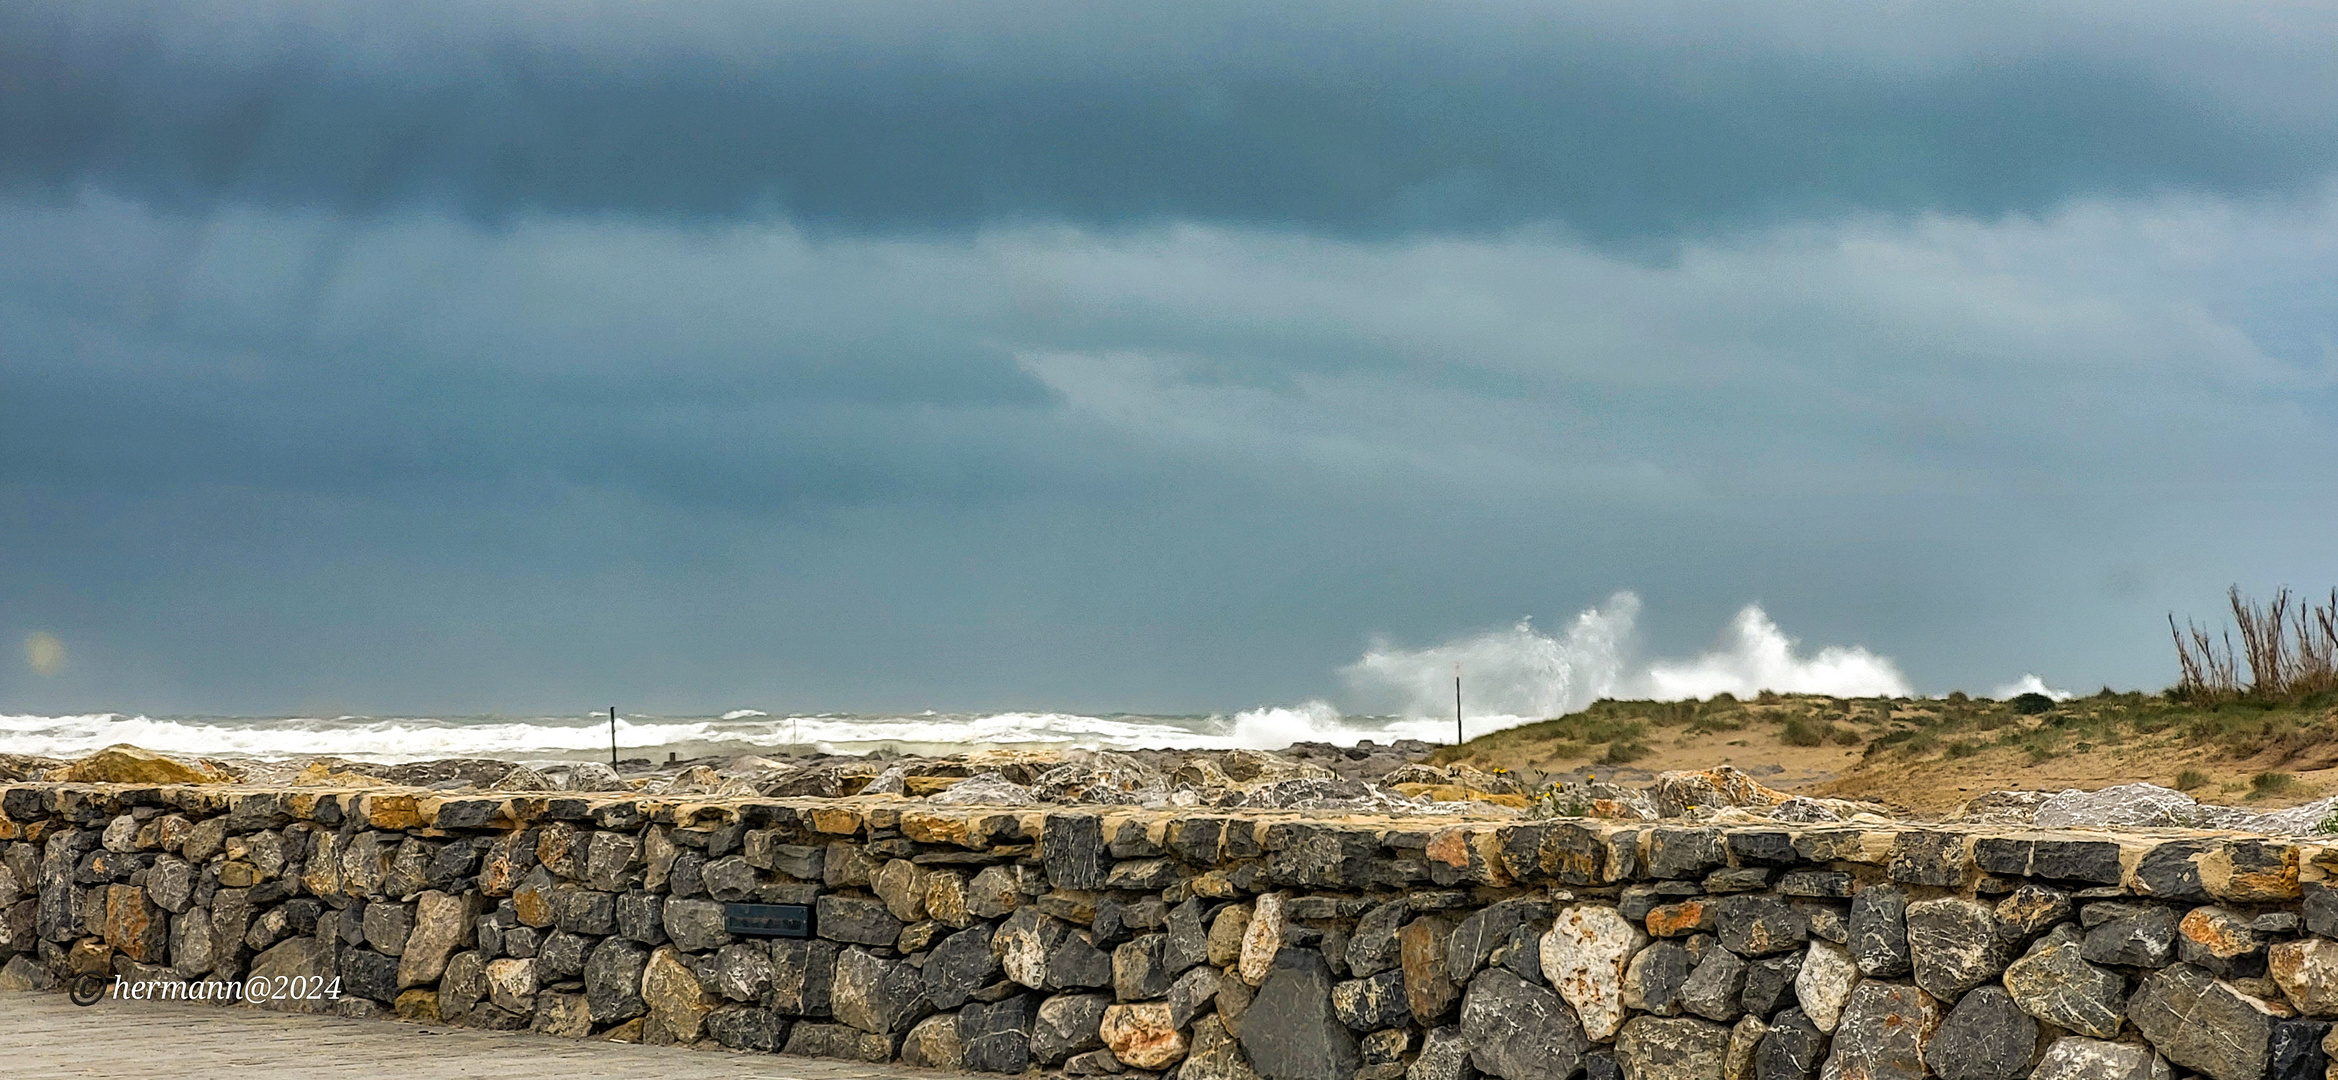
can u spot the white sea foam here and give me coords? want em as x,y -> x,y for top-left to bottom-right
1341,592 -> 1913,720
1989,674 -> 2073,701
2,593 -> 1924,760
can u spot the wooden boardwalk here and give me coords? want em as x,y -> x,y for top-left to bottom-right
0,990 -> 944,1080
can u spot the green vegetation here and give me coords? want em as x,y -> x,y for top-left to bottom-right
2175,769 -> 2212,791
2248,771 -> 2301,799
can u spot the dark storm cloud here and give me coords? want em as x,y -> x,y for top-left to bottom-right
5,0 -> 2336,238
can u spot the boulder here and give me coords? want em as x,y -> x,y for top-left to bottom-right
1463,969 -> 1589,1080
1334,968 -> 1416,1031
2035,784 -> 2198,829
1718,896 -> 1810,959
1905,898 -> 2008,1002
1189,1014 -> 1265,1080
1034,992 -> 1113,1065
2127,963 -> 2278,1080
1544,903 -> 1649,1041
1615,1016 -> 1732,1080
1171,965 -> 1224,1029
1995,885 -> 2074,940
1742,953 -> 1803,1019
2002,935 -> 2126,1039
1757,1009 -> 1828,1080
397,890 -> 475,989
1351,899 -> 1412,977
1103,1001 -> 1189,1069
1625,940 -> 1693,1017
815,894 -> 902,947
1849,887 -> 1910,978
1403,914 -> 1464,1023
832,946 -> 932,1035
928,925 -> 1004,1009
772,938 -> 840,1017
641,946 -> 714,1043
2270,938 -> 2338,1017
713,942 -> 776,1002
905,1013 -> 968,1071
1728,1017 -> 1769,1080
1817,982 -> 1940,1080
2082,905 -> 2178,968
1243,949 -> 1362,1080
2180,906 -> 2268,979
705,1005 -> 786,1052
52,745 -> 233,785
1682,948 -> 1750,1022
245,936 -> 337,1013
1450,899 -> 1552,980
962,994 -> 1038,1073
2027,1037 -> 2170,1080
1923,987 -> 2037,1080
1243,893 -> 1289,986
583,937 -> 650,1023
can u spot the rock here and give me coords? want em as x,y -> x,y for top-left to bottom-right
905,1013 -> 969,1071
1905,898 -> 2008,1002
832,946 -> 932,1035
438,951 -> 488,1020
1243,893 -> 1289,986
1625,940 -> 1693,1017
2183,906 -> 2270,979
1850,887 -> 1911,978
1212,903 -> 1255,967
2082,905 -> 2178,968
2267,1018 -> 2329,1080
772,938 -> 840,1017
245,936 -> 337,1013
1450,899 -> 1551,981
784,1022 -> 896,1061
815,894 -> 902,947
1794,941 -> 1858,1033
1996,885 -> 2074,940
1103,1001 -> 1189,1069
1818,982 -> 1941,1080
2035,784 -> 2198,829
926,925 -> 1003,1009
52,744 -> 233,784
532,992 -> 594,1038
1728,1016 -> 1769,1080
1243,948 -> 1362,1080
2272,939 -> 2338,1017
103,882 -> 167,962
1403,914 -> 1464,1023
1351,900 -> 1412,977
1683,948 -> 1750,1022
1334,968 -> 1415,1031
1924,987 -> 2037,1080
930,772 -> 1038,807
1044,814 -> 1110,890
709,942 -> 774,1002
1189,1015 -> 1265,1080
1742,953 -> 1802,1018
1648,829 -> 1727,880
703,1004 -> 785,1051
2127,963 -> 2278,1080
584,937 -> 650,1023
2002,935 -> 2126,1039
1719,896 -> 1810,958
642,946 -> 714,1044
1171,965 -> 1223,1028
962,994 -> 1038,1073
874,859 -> 929,922
169,908 -> 216,977
1757,1009 -> 1828,1080
145,855 -> 195,913
1542,908 -> 1648,1036
1000,908 -> 1076,988
1652,768 -> 1793,817
485,956 -> 539,1016
661,897 -> 731,952
1034,993 -> 1113,1065
1412,1026 -> 1480,1080
1105,932 -> 1169,1002
1463,968 -> 1588,1080
2027,1037 -> 2170,1080
397,890 -> 473,989
344,947 -> 404,1003
1615,1016 -> 1732,1080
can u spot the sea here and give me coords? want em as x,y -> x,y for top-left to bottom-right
0,705 -> 1471,765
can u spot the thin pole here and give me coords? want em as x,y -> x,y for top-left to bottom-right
609,706 -> 617,767
1454,664 -> 1463,745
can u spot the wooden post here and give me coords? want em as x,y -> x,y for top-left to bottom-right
609,706 -> 617,767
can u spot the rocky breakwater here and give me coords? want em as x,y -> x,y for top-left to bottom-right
6,778 -> 2338,1080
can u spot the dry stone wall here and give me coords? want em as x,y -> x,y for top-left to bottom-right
5,781 -> 2338,1080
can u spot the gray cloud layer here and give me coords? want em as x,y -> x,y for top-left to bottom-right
2,1 -> 2334,714
8,1 -> 2337,237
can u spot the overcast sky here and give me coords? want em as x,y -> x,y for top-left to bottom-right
4,0 -> 2335,716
